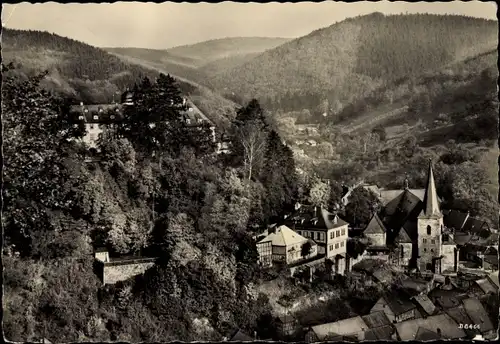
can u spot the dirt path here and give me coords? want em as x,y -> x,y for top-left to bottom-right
344,105 -> 409,133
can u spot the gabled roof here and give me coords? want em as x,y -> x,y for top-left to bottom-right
257,225 -> 307,247
285,206 -> 349,232
419,162 -> 442,218
310,316 -> 368,341
69,103 -> 124,123
395,227 -> 412,243
462,298 -> 494,333
228,329 -> 253,341
487,270 -> 499,288
462,217 -> 487,234
364,213 -> 387,235
453,231 -> 473,245
364,325 -> 394,340
474,278 -> 497,295
414,327 -> 441,340
443,210 -> 469,231
361,311 -> 391,329
395,313 -> 466,340
382,190 -> 423,232
380,188 -> 426,206
412,294 -> 437,316
381,289 -> 416,315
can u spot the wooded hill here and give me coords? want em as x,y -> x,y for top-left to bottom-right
1,28 -> 237,128
209,13 -> 497,113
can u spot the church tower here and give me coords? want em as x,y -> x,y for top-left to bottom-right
417,161 -> 444,273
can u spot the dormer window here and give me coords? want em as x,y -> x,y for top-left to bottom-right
99,108 -> 103,113
186,119 -> 191,125
189,107 -> 193,112
93,115 -> 99,120
84,109 -> 89,113
78,116 -> 84,120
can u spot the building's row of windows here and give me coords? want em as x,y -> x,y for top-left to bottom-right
78,114 -> 118,121
423,248 -> 435,253
298,230 -> 325,241
422,238 -> 436,244
329,228 -> 346,240
329,241 -> 345,251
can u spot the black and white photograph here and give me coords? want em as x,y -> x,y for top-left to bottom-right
2,1 -> 499,342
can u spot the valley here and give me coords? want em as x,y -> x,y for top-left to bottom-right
2,7 -> 498,344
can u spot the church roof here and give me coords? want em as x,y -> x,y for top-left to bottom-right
395,227 -> 412,243
382,189 -> 422,232
257,225 -> 307,247
364,213 -> 387,234
443,210 -> 469,231
419,162 -> 442,218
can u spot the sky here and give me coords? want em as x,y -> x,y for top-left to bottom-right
2,1 -> 497,49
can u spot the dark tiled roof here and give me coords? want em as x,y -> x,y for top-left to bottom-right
428,288 -> 465,309
453,231 -> 472,245
285,206 -> 349,232
414,327 -> 441,340
462,298 -> 494,333
383,289 -> 416,315
69,104 -> 124,123
400,222 -> 416,242
361,311 -> 391,329
445,306 -> 478,338
383,189 -> 422,223
394,227 -> 412,244
462,217 -> 487,234
364,213 -> 387,234
443,210 -> 469,231
228,329 -> 253,341
412,294 -> 437,316
364,325 -> 394,340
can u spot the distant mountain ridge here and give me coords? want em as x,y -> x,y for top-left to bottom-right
209,13 -> 497,108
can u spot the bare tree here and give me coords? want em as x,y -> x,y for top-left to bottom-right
236,120 -> 267,180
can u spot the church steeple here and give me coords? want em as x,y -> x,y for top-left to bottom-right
420,160 -> 441,218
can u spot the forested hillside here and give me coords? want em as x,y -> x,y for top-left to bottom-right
211,13 -> 497,115
3,65 -> 302,342
1,28 -> 236,127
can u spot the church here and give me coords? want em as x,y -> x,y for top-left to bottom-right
374,162 -> 459,274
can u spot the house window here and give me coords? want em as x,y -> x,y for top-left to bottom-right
423,238 -> 427,243
431,249 -> 434,253
330,232 -> 334,239
424,248 -> 427,252
341,228 -> 346,236
336,230 -> 340,237
316,232 -> 320,240
427,225 -> 431,235
335,243 -> 339,249
341,241 -> 344,247
297,230 -> 302,236
400,245 -> 404,258
320,233 -> 325,241
431,239 -> 435,244
329,245 -> 333,251
90,124 -> 95,129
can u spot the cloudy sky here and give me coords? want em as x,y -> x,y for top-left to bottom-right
2,1 -> 497,49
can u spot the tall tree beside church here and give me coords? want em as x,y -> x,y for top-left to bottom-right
231,99 -> 269,180
261,130 -> 298,221
2,66 -> 85,256
343,187 -> 381,227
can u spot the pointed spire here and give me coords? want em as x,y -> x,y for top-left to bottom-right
421,160 -> 441,217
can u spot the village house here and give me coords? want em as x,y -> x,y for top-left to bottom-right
70,91 -> 221,152
468,270 -> 499,297
461,298 -> 496,339
411,294 -> 438,318
394,313 -> 466,340
305,315 -> 369,342
256,225 -> 318,267
370,289 -> 419,323
275,315 -> 298,338
284,206 -> 350,275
